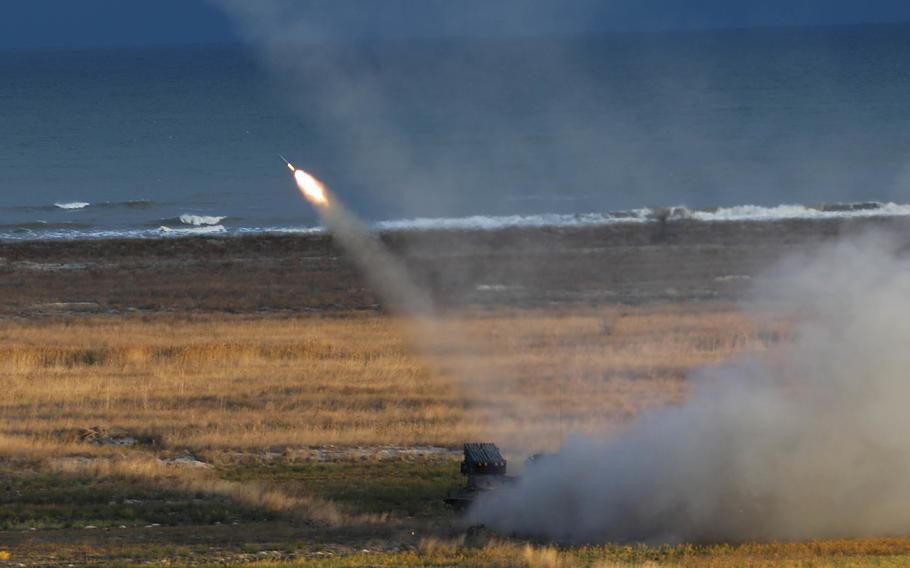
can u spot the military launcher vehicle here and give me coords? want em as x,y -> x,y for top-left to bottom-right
444,442 -> 511,509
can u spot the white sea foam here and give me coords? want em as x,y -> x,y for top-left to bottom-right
5,201 -> 910,242
247,226 -> 324,235
178,214 -> 226,226
54,201 -> 91,210
688,202 -> 910,222
375,212 -> 642,232
158,225 -> 226,235
372,202 -> 910,232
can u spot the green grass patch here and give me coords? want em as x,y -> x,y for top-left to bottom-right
0,468 -> 270,530
221,461 -> 462,517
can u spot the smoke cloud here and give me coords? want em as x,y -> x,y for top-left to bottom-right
469,231 -> 910,543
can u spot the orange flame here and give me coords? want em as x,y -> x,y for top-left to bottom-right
292,168 -> 329,206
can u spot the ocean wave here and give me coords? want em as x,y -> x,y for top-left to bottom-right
157,225 -> 226,235
54,201 -> 90,210
177,214 -> 227,226
244,226 -> 323,235
374,202 -> 910,231
7,199 -> 156,212
3,200 -> 910,242
0,226 -> 227,241
375,212 -> 645,232
681,202 -> 910,222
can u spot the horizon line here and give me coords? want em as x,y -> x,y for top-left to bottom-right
3,19 -> 910,54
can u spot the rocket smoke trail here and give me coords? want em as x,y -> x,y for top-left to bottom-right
285,161 -> 434,317
284,162 -> 545,450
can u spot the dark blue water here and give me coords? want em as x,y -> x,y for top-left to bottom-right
3,24 -> 910,239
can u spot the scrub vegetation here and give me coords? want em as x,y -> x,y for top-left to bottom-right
0,304 -> 778,452
6,304 -> 902,566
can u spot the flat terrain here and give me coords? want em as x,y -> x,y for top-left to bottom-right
0,306 -> 772,451
1,305 -> 777,565
2,218 -> 910,566
2,215 -> 905,316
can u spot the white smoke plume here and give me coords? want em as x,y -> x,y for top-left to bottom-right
317,199 -> 435,316
470,231 -> 910,543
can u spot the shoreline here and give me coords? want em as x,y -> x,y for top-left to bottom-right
4,200 -> 910,243
1,215 -> 907,317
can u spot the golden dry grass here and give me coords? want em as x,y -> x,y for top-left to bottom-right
6,304 -> 910,567
0,303 -> 788,455
290,537 -> 910,567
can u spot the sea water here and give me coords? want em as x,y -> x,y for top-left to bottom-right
2,24 -> 910,240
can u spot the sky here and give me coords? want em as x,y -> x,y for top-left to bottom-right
3,0 -> 910,50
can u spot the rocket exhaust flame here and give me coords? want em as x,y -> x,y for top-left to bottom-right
283,159 -> 329,206
280,155 -> 434,317
294,169 -> 329,206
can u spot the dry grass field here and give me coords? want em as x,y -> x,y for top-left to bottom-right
6,303 -> 910,566
5,224 -> 910,565
0,303 -> 782,456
